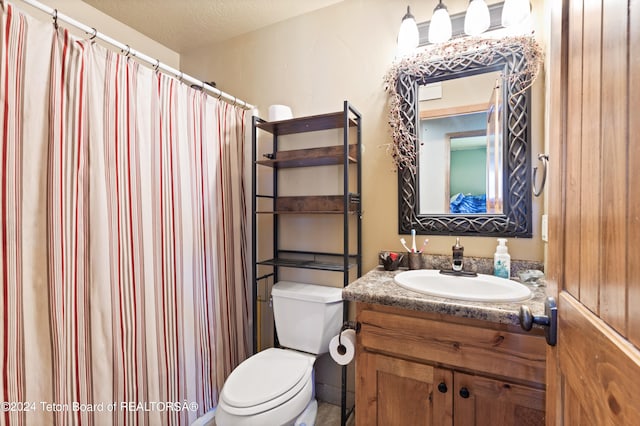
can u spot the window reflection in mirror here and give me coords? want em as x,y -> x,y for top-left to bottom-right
418,70 -> 503,215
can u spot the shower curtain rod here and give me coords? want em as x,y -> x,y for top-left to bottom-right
17,0 -> 255,110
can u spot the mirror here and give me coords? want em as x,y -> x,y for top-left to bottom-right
387,38 -> 539,237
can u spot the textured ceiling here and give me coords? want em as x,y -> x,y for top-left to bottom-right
81,0 -> 344,53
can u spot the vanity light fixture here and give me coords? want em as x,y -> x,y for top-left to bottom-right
501,0 -> 531,28
399,1 -> 512,49
428,0 -> 452,44
397,5 -> 420,55
464,0 -> 491,36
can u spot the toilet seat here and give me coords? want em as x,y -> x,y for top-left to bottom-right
220,348 -> 315,416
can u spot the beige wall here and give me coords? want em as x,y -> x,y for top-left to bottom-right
182,0 -> 547,273
18,0 -> 179,68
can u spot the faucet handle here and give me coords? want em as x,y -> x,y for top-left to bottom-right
453,237 -> 462,249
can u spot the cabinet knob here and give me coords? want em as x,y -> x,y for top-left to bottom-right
459,387 -> 470,399
437,382 -> 448,393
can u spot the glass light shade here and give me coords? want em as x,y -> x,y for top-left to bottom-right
397,7 -> 419,55
464,0 -> 490,36
428,5 -> 452,44
502,0 -> 531,28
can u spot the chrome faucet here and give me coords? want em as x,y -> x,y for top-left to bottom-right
452,237 -> 464,272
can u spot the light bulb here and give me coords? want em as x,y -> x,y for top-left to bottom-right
502,0 -> 531,28
397,6 -> 419,55
428,1 -> 452,44
464,0 -> 490,36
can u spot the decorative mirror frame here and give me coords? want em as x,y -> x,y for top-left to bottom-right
386,37 -> 542,237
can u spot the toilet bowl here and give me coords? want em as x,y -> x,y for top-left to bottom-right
215,348 -> 316,426
215,281 -> 343,426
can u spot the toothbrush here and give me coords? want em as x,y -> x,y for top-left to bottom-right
400,238 -> 411,252
420,238 -> 429,253
411,229 -> 417,253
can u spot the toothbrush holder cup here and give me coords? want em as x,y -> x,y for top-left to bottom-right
408,252 -> 422,270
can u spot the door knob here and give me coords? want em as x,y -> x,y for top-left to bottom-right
459,387 -> 470,398
519,296 -> 557,346
437,382 -> 448,393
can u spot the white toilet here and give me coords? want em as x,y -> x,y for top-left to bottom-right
215,281 -> 343,426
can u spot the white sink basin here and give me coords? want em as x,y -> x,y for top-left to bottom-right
394,269 -> 531,302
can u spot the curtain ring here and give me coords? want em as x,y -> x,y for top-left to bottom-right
122,44 -> 131,57
532,154 -> 549,197
153,59 -> 161,72
232,96 -> 237,107
178,72 -> 184,82
89,27 -> 97,41
52,9 -> 58,29
215,90 -> 223,100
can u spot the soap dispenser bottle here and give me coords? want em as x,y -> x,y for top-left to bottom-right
494,238 -> 511,279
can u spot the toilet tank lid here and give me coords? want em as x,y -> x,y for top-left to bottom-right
272,281 -> 343,303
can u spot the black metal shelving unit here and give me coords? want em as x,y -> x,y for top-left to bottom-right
251,101 -> 362,426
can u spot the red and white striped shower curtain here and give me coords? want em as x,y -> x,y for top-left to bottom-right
0,3 -> 251,425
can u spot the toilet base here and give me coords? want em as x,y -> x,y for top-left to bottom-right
294,398 -> 317,426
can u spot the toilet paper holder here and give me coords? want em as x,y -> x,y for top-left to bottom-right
337,321 -> 360,352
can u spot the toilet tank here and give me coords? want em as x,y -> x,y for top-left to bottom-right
271,281 -> 343,355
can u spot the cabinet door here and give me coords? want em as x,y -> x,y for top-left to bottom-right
356,351 -> 453,426
453,372 -> 545,426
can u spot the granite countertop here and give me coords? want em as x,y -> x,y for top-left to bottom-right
343,267 -> 548,327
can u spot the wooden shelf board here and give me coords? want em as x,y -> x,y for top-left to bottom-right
256,111 -> 358,135
256,144 -> 358,168
255,194 -> 360,215
256,210 -> 358,214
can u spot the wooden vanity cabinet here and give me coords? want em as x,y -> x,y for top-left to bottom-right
355,303 -> 546,425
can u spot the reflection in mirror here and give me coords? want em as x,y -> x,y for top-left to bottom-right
418,71 -> 503,215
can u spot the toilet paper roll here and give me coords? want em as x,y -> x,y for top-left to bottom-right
268,104 -> 293,121
329,329 -> 356,365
